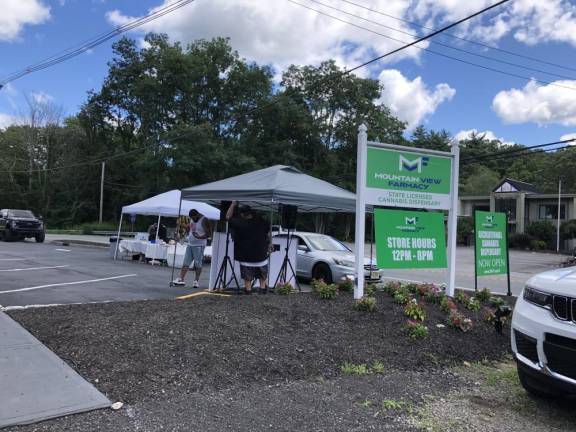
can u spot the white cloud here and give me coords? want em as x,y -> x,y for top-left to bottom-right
0,113 -> 19,129
454,129 -> 514,146
560,133 -> 576,144
0,0 -> 50,42
376,69 -> 455,129
31,91 -> 54,104
492,80 -> 576,126
105,0 -> 424,74
410,0 -> 576,47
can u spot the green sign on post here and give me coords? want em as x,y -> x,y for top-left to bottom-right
374,209 -> 447,269
474,211 -> 508,276
365,147 -> 452,210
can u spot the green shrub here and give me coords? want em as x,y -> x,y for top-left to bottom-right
383,281 -> 402,295
338,279 -> 353,292
405,283 -> 420,295
440,296 -> 457,313
341,362 -> 369,375
371,360 -> 385,374
275,282 -> 293,295
489,296 -> 505,307
530,239 -> 547,251
405,320 -> 429,339
457,216 -> 474,245
404,300 -> 426,321
508,233 -> 534,249
354,296 -> 377,312
394,291 -> 411,305
448,311 -> 473,332
526,220 -> 555,249
311,279 -> 323,292
318,282 -> 338,299
476,287 -> 491,303
365,284 -> 376,297
455,290 -> 469,305
466,297 -> 481,311
561,219 -> 576,241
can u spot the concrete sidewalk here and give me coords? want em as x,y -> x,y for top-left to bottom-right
0,311 -> 110,428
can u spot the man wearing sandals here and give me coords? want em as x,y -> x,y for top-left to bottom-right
226,201 -> 270,294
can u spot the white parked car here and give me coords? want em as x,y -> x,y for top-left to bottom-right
511,266 -> 576,397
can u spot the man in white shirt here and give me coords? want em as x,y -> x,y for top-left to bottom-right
172,209 -> 212,288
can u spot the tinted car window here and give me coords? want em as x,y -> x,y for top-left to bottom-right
8,210 -> 35,218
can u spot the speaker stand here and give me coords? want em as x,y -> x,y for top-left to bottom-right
213,223 -> 241,294
273,228 -> 301,291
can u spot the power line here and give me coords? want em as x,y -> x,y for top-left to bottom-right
0,0 -> 196,87
461,138 -> 576,163
287,0 -> 576,92
303,0 -> 576,82
336,0 -> 576,74
0,0 -> 511,175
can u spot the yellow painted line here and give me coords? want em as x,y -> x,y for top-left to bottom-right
177,290 -> 232,300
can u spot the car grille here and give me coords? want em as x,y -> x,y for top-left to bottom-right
364,264 -> 378,271
550,295 -> 576,321
544,333 -> 576,380
514,330 -> 539,364
16,221 -> 39,229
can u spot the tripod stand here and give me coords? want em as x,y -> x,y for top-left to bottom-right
273,227 -> 301,291
213,222 -> 241,293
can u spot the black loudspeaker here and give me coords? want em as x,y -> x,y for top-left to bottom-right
280,204 -> 298,229
220,201 -> 232,221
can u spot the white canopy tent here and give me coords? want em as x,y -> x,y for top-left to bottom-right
113,189 -> 219,260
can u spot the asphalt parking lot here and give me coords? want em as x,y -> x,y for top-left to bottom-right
0,240 -> 207,309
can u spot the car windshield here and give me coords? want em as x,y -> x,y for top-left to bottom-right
306,235 -> 350,252
8,210 -> 35,218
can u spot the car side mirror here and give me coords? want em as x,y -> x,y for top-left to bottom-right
298,245 -> 309,252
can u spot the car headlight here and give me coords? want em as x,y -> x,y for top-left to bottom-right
333,258 -> 355,268
523,286 -> 552,308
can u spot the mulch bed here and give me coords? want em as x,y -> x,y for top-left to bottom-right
9,291 -> 510,404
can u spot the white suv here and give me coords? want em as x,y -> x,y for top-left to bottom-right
512,266 -> 576,397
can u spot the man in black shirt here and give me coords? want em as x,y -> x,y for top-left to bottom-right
226,201 -> 270,294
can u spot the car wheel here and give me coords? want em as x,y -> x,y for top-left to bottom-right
3,229 -> 13,242
517,366 -> 562,398
312,262 -> 333,284
35,232 -> 45,243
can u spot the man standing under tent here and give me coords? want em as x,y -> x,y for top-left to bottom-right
226,201 -> 270,294
172,209 -> 212,288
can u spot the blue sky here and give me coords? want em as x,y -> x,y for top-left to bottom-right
1,0 -> 576,147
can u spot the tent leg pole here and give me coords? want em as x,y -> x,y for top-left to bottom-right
170,192 -> 184,286
114,214 -> 123,261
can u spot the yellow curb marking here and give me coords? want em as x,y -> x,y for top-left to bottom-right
177,290 -> 231,300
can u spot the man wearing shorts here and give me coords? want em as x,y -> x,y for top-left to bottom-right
226,201 -> 270,294
172,209 -> 212,288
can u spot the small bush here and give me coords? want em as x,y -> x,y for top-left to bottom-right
311,279 -> 323,292
508,233 -> 534,249
365,284 -> 377,297
341,362 -> 369,376
383,281 -> 402,295
476,287 -> 491,303
338,279 -> 353,292
394,291 -> 411,305
371,360 -> 385,374
455,290 -> 470,305
489,296 -> 505,307
382,399 -> 405,410
466,297 -> 481,311
275,282 -> 293,295
405,283 -> 420,295
354,296 -> 377,312
526,220 -> 555,250
530,239 -> 547,251
440,296 -> 457,313
318,282 -> 338,299
482,306 -> 496,322
404,299 -> 426,321
448,311 -> 473,332
405,320 -> 429,339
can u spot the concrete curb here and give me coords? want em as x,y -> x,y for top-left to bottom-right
50,239 -> 108,248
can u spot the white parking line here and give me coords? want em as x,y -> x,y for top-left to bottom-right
0,265 -> 69,273
55,249 -> 71,252
0,274 -> 137,294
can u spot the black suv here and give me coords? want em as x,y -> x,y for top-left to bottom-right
0,209 -> 45,242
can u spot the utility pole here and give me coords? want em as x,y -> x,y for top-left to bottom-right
557,178 -> 562,253
99,161 -> 105,224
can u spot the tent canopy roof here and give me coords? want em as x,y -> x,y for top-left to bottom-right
181,165 -> 357,213
122,190 -> 220,219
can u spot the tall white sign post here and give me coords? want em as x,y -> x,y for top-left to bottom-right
354,124 -> 460,299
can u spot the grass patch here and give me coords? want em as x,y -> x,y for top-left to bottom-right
381,399 -> 405,410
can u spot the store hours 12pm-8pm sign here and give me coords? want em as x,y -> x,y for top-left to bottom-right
374,209 -> 447,269
365,147 -> 452,210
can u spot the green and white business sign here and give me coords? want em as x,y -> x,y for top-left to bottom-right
374,209 -> 447,269
365,147 -> 452,210
474,211 -> 508,276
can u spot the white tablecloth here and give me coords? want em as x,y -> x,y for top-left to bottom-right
118,240 -> 148,255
